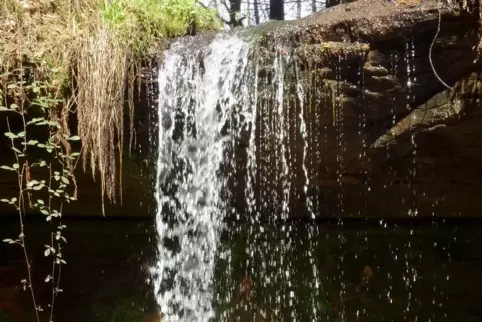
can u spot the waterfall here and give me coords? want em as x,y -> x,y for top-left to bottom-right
145,20 -> 456,322
152,34 -> 252,321
151,31 -> 320,321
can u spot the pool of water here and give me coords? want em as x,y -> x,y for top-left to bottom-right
0,218 -> 481,321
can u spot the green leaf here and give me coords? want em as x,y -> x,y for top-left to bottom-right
10,103 -> 18,110
31,99 -> 50,109
68,136 -> 81,141
47,121 -> 60,128
17,131 -> 25,138
11,147 -> 22,154
44,248 -> 50,256
0,165 -> 15,171
32,185 -> 43,191
27,118 -> 44,125
71,152 -> 80,157
4,132 -> 18,139
37,199 -> 44,205
1,198 -> 17,205
40,209 -> 49,215
12,163 -> 19,169
27,180 -> 39,187
3,238 -> 17,244
27,140 -> 38,146
0,106 -> 9,111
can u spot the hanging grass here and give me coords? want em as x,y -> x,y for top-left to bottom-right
0,0 -> 222,213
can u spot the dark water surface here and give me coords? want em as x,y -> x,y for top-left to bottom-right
0,218 -> 481,321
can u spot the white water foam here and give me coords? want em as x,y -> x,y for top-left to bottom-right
152,34 -> 251,322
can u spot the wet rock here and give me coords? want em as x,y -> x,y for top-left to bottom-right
243,0 -> 482,219
2,0 -> 482,219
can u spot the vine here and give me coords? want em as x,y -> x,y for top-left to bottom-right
429,3 -> 453,91
0,63 -> 79,321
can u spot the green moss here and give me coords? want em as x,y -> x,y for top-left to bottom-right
100,0 -> 223,50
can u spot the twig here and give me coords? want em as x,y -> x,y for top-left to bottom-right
7,115 -> 40,322
429,6 -> 453,90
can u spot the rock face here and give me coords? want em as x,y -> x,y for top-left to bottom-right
1,0 -> 482,219
233,0 -> 482,219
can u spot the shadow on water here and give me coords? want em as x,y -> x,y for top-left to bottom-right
0,217 -> 482,321
0,218 -> 158,322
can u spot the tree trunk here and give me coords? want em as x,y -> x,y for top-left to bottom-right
325,0 -> 340,8
269,0 -> 284,20
229,0 -> 243,27
325,0 -> 358,8
254,0 -> 260,24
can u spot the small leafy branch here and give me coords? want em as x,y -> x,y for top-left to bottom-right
0,64 -> 79,321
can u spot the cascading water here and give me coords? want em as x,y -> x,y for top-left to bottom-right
148,28 -> 455,321
151,31 -> 324,320
152,34 -> 252,321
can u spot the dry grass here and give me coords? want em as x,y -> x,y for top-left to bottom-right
0,0 -> 222,213
75,27 -> 127,211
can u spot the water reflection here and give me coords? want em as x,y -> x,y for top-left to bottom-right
0,219 -> 157,322
0,219 -> 482,321
217,220 -> 482,322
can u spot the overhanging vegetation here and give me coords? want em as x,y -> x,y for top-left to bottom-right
0,0 -> 222,212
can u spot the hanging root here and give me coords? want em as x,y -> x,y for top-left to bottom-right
75,26 -> 127,214
429,5 -> 453,90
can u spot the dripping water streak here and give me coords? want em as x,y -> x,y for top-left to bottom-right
294,62 -> 312,218
272,49 -> 290,220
